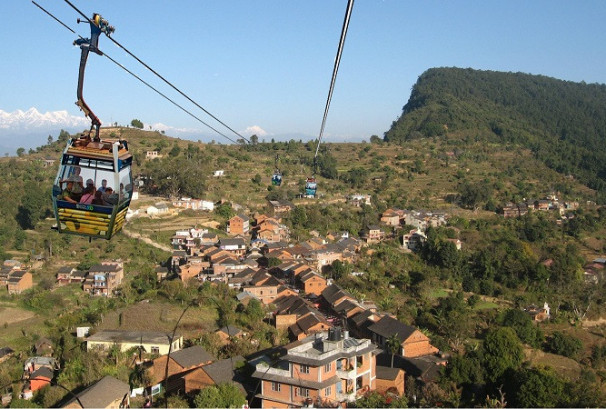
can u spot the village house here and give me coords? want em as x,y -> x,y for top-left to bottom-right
6,270 -> 33,294
179,356 -> 247,397
348,194 -> 372,207
62,375 -> 130,409
86,330 -> 183,355
404,210 -> 448,230
215,326 -> 247,345
501,202 -> 529,218
82,262 -> 124,297
375,366 -> 405,397
219,237 -> 248,257
177,262 -> 206,283
360,225 -> 385,244
251,329 -> 379,408
56,267 -> 87,285
402,229 -> 426,252
254,218 -> 290,243
147,202 -> 170,216
172,197 -> 215,212
145,150 -> 160,160
227,214 -> 249,235
524,302 -> 551,322
380,209 -> 402,227
297,270 -> 327,296
367,316 -> 438,358
200,232 -> 219,246
268,200 -> 295,214
22,356 -> 59,399
147,345 -> 215,394
288,312 -> 333,341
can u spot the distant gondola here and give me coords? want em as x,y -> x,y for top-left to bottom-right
272,153 -> 282,186
304,176 -> 317,198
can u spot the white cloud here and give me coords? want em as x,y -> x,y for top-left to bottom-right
241,125 -> 268,137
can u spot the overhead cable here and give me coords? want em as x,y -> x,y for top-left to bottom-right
314,0 -> 355,161
62,0 -> 250,144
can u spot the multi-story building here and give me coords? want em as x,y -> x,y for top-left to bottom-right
227,214 -> 250,236
82,262 -> 124,297
252,329 -> 379,408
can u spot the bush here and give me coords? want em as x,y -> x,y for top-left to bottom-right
546,331 -> 582,358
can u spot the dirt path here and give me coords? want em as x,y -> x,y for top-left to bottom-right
122,227 -> 172,253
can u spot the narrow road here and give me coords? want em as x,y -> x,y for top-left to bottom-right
121,226 -> 172,253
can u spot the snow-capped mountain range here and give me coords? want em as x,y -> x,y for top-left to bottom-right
0,108 -> 92,155
0,108 -> 89,131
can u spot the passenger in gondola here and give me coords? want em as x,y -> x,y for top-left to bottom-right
97,179 -> 109,193
119,183 -> 130,201
58,175 -> 82,203
71,166 -> 84,195
102,187 -> 118,206
79,179 -> 96,204
92,190 -> 104,205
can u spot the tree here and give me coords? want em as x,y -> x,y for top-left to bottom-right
386,333 -> 400,368
193,383 -> 247,408
546,331 -> 582,358
499,309 -> 543,347
506,367 -> 565,408
369,134 -> 382,144
130,119 -> 144,129
215,203 -> 234,219
250,134 -> 259,145
47,135 -> 53,145
58,129 -> 70,143
482,327 -> 523,383
16,147 -> 25,157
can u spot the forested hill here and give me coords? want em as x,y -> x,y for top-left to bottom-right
384,67 -> 606,195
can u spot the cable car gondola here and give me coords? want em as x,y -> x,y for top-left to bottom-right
272,154 -> 282,186
305,177 -> 317,198
52,11 -> 132,240
52,137 -> 132,239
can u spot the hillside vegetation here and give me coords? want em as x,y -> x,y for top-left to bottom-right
385,67 -> 606,197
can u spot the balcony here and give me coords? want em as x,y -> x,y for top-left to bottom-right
336,368 -> 356,380
257,365 -> 290,378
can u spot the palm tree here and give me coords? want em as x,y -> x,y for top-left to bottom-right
386,333 -> 401,368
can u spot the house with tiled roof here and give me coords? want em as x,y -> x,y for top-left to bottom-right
147,345 -> 215,393
219,237 -> 247,257
7,270 -> 33,294
288,312 -> 332,341
321,284 -> 356,313
298,270 -> 327,296
367,316 -> 438,358
184,356 -> 247,396
62,375 -> 130,408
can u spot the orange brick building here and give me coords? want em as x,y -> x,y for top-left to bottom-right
227,214 -> 249,235
367,316 -> 438,358
252,329 -> 379,408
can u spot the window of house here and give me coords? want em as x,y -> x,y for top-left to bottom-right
300,364 -> 310,374
324,362 -> 332,373
325,386 -> 331,396
271,382 -> 281,392
297,387 -> 309,397
151,346 -> 160,354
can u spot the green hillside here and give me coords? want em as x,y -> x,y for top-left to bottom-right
385,68 -> 606,196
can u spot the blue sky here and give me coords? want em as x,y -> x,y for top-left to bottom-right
1,0 -> 606,145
